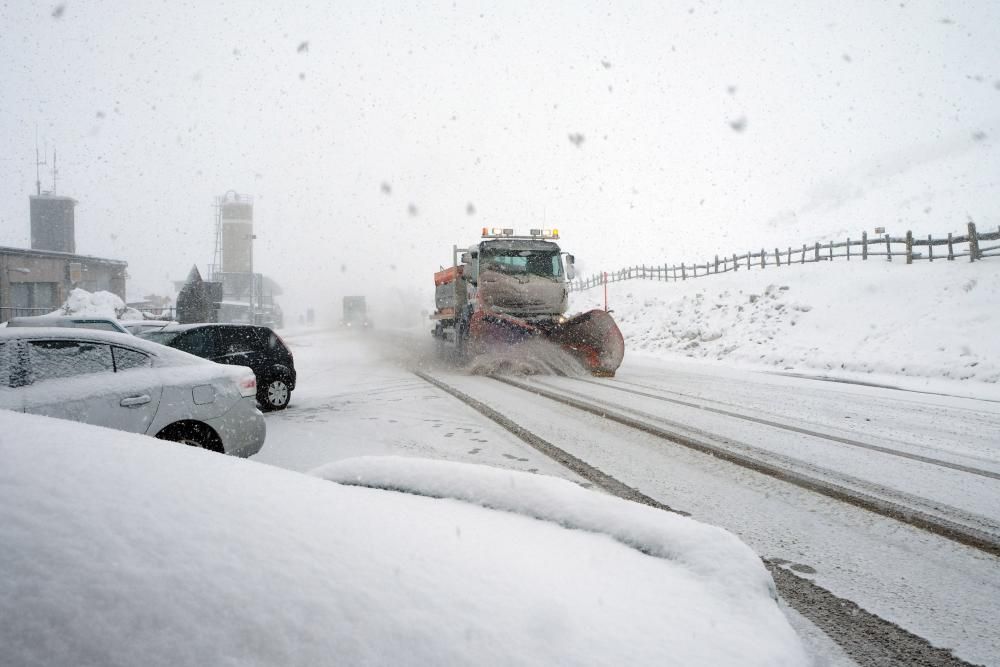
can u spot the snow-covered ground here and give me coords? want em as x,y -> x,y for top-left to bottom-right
252,326 -> 997,665
573,258 -> 1000,397
0,410 -> 809,667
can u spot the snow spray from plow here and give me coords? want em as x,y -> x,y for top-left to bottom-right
468,309 -> 625,376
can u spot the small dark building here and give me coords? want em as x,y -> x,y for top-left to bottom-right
176,266 -> 223,324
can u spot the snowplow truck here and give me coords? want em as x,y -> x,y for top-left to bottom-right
431,228 -> 624,376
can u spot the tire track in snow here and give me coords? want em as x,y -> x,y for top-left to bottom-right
565,376 -> 1000,481
495,375 -> 1000,557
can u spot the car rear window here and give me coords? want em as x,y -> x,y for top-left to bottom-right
220,327 -> 258,354
171,328 -> 221,357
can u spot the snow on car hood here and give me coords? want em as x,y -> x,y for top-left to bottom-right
0,411 -> 808,667
313,455 -> 778,603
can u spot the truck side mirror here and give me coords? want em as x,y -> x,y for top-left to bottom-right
464,250 -> 479,284
565,254 -> 576,280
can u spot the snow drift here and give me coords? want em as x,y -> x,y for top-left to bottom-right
573,259 -> 1000,389
0,410 -> 808,667
51,287 -> 144,321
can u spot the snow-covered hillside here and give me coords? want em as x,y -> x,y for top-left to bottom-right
572,258 -> 999,393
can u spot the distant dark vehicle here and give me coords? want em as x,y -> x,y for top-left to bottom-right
342,295 -> 371,328
141,324 -> 296,411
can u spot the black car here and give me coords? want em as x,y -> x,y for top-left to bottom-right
141,324 -> 296,411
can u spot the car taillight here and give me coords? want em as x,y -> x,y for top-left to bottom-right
238,374 -> 257,397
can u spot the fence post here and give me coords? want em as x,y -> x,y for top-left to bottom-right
788,247 -> 792,265
603,272 -> 608,311
761,248 -> 766,268
862,231 -> 868,260
733,254 -> 738,271
814,243 -> 820,262
681,263 -> 686,280
947,233 -> 954,260
801,245 -> 806,264
847,238 -> 851,260
828,242 -> 833,261
714,255 -> 719,273
885,234 -> 892,262
928,235 -> 933,262
968,221 -> 980,261
905,230 -> 913,264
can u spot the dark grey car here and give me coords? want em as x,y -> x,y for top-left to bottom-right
141,324 -> 297,411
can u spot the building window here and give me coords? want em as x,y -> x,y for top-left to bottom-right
10,283 -> 57,310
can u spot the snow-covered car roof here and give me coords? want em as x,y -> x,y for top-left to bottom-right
5,314 -> 130,334
0,411 -> 807,667
0,327 -> 209,367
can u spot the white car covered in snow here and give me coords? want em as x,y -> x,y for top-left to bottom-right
6,314 -> 131,334
0,411 -> 807,667
0,328 -> 264,456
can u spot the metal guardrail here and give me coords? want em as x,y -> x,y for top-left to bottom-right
0,306 -> 52,322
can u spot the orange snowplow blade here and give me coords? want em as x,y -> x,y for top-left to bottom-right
547,309 -> 625,376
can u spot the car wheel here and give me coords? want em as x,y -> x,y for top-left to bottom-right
259,378 -> 291,411
155,422 -> 223,452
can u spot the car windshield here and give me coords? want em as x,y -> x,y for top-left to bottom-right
2,4 -> 998,666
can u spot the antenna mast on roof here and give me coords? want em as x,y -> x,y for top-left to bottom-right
52,148 -> 58,195
34,127 -> 47,196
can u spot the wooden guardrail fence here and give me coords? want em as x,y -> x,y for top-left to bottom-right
569,222 -> 1000,292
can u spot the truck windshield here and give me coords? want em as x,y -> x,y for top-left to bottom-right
481,250 -> 562,278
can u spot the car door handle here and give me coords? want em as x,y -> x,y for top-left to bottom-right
120,394 -> 152,408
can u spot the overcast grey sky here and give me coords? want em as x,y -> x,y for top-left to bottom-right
1,1 -> 997,317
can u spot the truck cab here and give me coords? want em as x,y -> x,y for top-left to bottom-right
462,228 -> 575,320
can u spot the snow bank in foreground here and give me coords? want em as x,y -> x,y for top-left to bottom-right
51,287 -> 144,320
313,455 -> 775,601
0,411 -> 807,667
573,259 -> 1000,386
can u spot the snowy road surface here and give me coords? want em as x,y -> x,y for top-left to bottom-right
257,327 -> 1000,666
